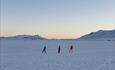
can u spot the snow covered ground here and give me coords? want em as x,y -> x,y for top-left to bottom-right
0,40 -> 115,70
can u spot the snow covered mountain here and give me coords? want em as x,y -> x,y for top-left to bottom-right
0,35 -> 45,40
1,29 -> 115,40
78,29 -> 115,40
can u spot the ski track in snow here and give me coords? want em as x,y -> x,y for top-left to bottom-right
0,40 -> 115,70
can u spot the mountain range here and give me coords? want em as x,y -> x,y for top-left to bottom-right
0,29 -> 115,40
78,29 -> 115,40
0,35 -> 45,40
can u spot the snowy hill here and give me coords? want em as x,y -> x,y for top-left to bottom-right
0,30 -> 115,70
78,29 -> 115,40
1,29 -> 115,40
0,35 -> 45,40
1,40 -> 115,70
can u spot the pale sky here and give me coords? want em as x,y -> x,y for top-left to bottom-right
1,0 -> 115,39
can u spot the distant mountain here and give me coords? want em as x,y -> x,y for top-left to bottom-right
0,35 -> 45,40
1,29 -> 115,40
78,29 -> 115,40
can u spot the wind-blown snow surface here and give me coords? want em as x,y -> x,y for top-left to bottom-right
0,40 -> 115,70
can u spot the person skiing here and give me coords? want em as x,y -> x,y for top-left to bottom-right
69,45 -> 73,53
58,45 -> 61,54
42,46 -> 46,53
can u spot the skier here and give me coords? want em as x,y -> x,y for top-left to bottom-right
42,46 -> 46,53
58,45 -> 61,54
69,45 -> 73,53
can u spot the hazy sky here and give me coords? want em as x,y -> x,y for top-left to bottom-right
1,0 -> 115,39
